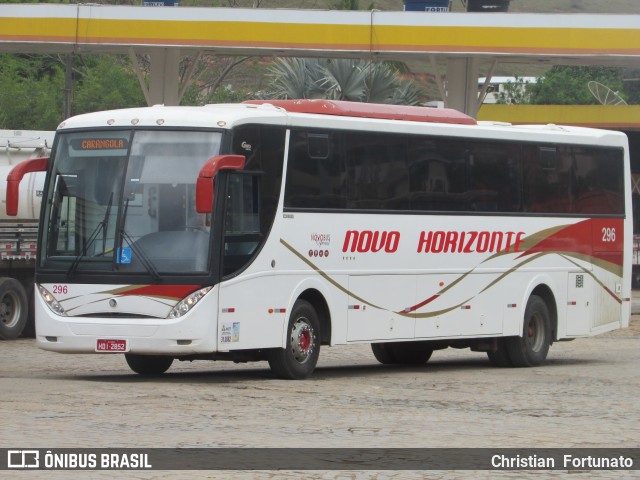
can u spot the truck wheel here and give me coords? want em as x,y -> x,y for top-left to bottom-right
125,354 -> 173,375
0,278 -> 28,340
505,295 -> 551,367
268,299 -> 320,380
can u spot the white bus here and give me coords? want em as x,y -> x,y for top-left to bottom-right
7,100 -> 631,379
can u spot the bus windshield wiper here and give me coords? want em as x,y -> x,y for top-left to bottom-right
67,192 -> 113,279
120,229 -> 161,281
117,196 -> 160,281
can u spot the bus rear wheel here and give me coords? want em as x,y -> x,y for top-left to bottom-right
371,342 -> 433,365
505,295 -> 551,367
125,354 -> 174,375
268,300 -> 320,380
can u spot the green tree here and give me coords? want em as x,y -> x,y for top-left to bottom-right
495,76 -> 534,104
622,69 -> 640,104
176,55 -> 262,105
0,53 -> 145,129
264,57 -> 423,105
331,0 -> 359,8
0,54 -> 64,130
180,81 -> 251,105
73,55 -> 145,114
528,65 -> 625,105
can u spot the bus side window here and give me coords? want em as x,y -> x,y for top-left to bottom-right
344,132 -> 409,210
49,175 -> 77,254
408,137 -> 465,212
222,125 -> 286,277
222,173 -> 262,276
224,174 -> 260,235
466,141 -> 521,213
524,146 -> 579,213
233,125 -> 285,230
572,146 -> 624,215
284,130 -> 345,209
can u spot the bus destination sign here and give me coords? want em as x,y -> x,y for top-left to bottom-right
71,138 -> 128,151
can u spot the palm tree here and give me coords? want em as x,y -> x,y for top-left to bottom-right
264,57 -> 423,105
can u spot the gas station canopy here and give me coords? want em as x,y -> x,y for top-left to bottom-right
1,4 -> 639,114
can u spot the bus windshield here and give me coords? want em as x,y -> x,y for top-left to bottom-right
40,129 -> 222,275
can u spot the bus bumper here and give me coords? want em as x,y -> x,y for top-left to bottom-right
34,288 -> 219,356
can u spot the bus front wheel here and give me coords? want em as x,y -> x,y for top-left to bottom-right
505,295 -> 551,367
268,300 -> 320,380
125,354 -> 174,375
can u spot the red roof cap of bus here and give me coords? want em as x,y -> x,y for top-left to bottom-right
243,99 -> 476,125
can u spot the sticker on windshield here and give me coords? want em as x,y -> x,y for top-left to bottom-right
117,247 -> 132,264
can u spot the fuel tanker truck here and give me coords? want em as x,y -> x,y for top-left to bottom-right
0,130 -> 53,339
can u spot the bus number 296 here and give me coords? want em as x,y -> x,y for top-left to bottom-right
602,227 -> 616,243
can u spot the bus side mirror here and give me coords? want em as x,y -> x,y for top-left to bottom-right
6,157 -> 49,216
196,154 -> 246,214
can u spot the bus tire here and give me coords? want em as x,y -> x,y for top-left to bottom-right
372,342 -> 433,365
392,342 -> 433,365
633,266 -> 640,289
487,338 -> 513,367
371,343 -> 397,364
268,299 -> 320,380
125,354 -> 173,375
505,295 -> 551,367
0,278 -> 28,340
21,286 -> 36,338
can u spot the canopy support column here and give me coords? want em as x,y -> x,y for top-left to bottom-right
445,57 -> 482,117
148,48 -> 181,106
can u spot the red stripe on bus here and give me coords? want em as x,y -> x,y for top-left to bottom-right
405,294 -> 440,313
114,285 -> 202,300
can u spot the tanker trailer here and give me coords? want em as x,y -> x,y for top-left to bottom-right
0,130 -> 53,339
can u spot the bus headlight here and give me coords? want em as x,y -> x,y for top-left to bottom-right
167,286 -> 212,319
38,285 -> 67,316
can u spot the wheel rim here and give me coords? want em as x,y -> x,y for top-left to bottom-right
290,318 -> 315,364
0,292 -> 20,328
526,311 -> 544,353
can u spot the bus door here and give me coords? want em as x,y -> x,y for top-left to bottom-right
591,219 -> 624,331
565,220 -> 623,335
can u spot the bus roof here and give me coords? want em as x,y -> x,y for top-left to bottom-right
244,99 -> 477,125
56,103 -> 627,148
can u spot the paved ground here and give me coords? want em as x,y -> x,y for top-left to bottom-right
1,313 -> 639,479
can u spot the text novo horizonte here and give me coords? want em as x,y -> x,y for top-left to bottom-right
342,230 -> 525,254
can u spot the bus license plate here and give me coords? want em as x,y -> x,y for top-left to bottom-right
96,339 -> 128,352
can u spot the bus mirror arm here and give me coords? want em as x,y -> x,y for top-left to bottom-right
195,154 -> 246,214
6,157 -> 49,216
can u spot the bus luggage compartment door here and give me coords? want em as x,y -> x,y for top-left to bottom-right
346,275 -> 415,342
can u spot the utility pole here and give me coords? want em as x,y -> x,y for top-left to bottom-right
63,53 -> 74,120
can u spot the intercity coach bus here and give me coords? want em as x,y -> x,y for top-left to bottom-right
7,100 -> 631,379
